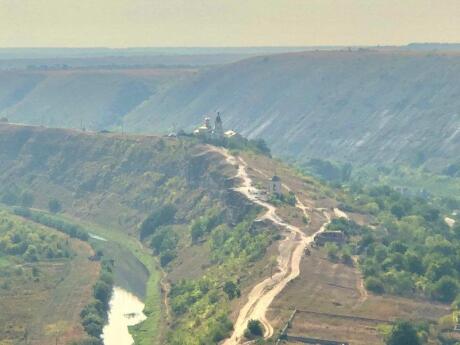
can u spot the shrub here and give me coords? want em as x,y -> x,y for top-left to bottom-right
93,281 -> 111,306
385,320 -> 421,345
245,319 -> 264,339
365,277 -> 385,294
325,243 -> 339,261
160,251 -> 176,267
431,276 -> 458,303
341,252 -> 353,265
48,198 -> 62,213
223,281 -> 240,300
139,204 -> 177,240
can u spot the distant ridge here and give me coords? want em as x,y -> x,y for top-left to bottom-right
404,43 -> 460,51
2,48 -> 460,172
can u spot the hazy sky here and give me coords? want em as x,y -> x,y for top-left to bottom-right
1,0 -> 459,47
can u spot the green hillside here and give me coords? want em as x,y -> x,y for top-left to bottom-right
0,210 -> 99,345
0,123 -> 259,344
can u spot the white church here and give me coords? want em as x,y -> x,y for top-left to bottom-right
193,113 -> 240,140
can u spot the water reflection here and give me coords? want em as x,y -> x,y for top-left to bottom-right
102,286 -> 146,345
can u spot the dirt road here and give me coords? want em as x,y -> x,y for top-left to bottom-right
213,148 -> 331,345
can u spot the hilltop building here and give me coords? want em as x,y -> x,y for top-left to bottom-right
193,113 -> 239,140
268,175 -> 282,195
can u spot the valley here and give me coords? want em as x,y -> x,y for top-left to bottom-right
2,48 -> 460,176
0,123 -> 458,345
2,1 -> 460,344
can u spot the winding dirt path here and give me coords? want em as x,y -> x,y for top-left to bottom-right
212,148 -> 331,344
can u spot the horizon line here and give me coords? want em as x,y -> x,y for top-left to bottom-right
2,42 -> 460,50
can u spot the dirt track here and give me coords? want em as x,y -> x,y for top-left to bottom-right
214,148 -> 332,345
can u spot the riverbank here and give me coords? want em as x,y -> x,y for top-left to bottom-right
68,216 -> 163,345
10,208 -> 163,345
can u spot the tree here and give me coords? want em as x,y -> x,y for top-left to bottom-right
20,191 -> 34,208
245,320 -> 264,339
341,251 -> 353,266
223,281 -> 240,300
391,204 -> 406,219
93,281 -> 111,306
365,276 -> 385,294
48,198 -> 62,213
422,207 -> 440,223
431,276 -> 458,303
325,243 -> 339,261
191,220 -> 206,243
389,241 -> 408,254
24,245 -> 38,262
160,251 -> 176,267
386,320 -> 421,345
139,204 -> 176,240
1,190 -> 18,205
404,252 -> 424,275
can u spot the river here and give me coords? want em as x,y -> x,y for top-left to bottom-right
102,286 -> 147,345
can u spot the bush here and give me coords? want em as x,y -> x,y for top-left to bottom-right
223,281 -> 241,300
81,313 -> 104,337
365,277 -> 385,294
341,252 -> 353,265
325,243 -> 339,261
48,198 -> 62,213
94,280 -> 111,306
385,320 -> 421,345
160,251 -> 176,267
139,204 -> 177,240
190,208 -> 223,243
431,276 -> 458,303
245,319 -> 264,339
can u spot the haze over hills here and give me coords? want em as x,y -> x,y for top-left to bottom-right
124,49 -> 460,172
0,47 -> 317,70
1,47 -> 460,172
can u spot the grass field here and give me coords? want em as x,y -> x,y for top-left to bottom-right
0,212 -> 99,345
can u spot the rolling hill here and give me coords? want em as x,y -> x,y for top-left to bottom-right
0,68 -> 195,130
124,50 -> 460,172
2,49 -> 460,173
